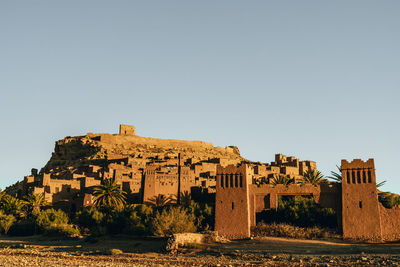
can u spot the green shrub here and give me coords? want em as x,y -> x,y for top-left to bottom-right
379,193 -> 400,209
151,206 -> 196,237
76,208 -> 104,231
187,201 -> 214,231
109,248 -> 123,255
36,209 -> 69,229
257,196 -> 337,229
44,223 -> 80,238
8,218 -> 36,236
252,222 -> 340,240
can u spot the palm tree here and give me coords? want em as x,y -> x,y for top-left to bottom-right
179,191 -> 191,207
24,193 -> 47,215
93,178 -> 127,211
377,180 -> 387,189
301,169 -> 326,186
328,165 -> 342,183
270,174 -> 294,186
1,195 -> 26,219
147,194 -> 175,207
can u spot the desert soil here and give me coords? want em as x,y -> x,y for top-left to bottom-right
0,235 -> 400,266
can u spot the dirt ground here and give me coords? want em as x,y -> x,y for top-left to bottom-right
0,235 -> 400,266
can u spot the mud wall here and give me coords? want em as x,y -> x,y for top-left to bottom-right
379,203 -> 400,241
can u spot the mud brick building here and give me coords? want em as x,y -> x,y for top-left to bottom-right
215,158 -> 400,241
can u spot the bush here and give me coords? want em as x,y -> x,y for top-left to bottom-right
76,208 -> 104,235
36,209 -> 69,230
123,205 -> 154,236
151,207 -> 196,237
252,222 -> 340,240
187,201 -> 214,231
8,219 -> 36,236
106,205 -> 154,236
44,223 -> 80,238
257,196 -> 337,229
109,248 -> 123,255
379,193 -> 400,209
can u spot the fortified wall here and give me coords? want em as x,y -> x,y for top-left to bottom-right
215,159 -> 400,242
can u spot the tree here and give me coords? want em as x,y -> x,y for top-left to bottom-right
93,178 -> 126,211
377,180 -> 387,189
0,211 -> 16,235
301,169 -> 326,186
270,175 -> 294,186
1,195 -> 26,219
179,191 -> 191,207
24,193 -> 47,215
327,165 -> 342,183
147,194 -> 175,207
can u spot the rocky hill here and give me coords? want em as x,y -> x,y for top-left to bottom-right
42,130 -> 243,172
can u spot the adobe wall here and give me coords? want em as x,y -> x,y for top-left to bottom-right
379,203 -> 400,241
142,166 -> 195,203
341,159 -> 382,241
248,183 -> 339,228
215,165 -> 252,239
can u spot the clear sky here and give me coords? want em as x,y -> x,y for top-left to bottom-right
1,1 -> 399,193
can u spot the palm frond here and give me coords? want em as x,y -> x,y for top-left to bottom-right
327,165 -> 342,183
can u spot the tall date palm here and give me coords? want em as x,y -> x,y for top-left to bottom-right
93,178 -> 126,211
302,169 -> 326,186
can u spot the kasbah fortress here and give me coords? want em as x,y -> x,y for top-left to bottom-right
6,124 -> 400,242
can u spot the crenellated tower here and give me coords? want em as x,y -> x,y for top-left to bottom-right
341,159 -> 382,240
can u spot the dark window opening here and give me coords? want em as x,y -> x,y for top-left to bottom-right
362,170 -> 367,183
347,171 -> 350,184
230,174 -> 234,188
357,170 -> 361,183
232,202 -> 234,210
352,170 -> 356,184
240,175 -> 243,187
235,174 -> 238,187
359,201 -> 363,209
225,174 -> 229,188
220,174 -> 224,188
368,170 -> 372,183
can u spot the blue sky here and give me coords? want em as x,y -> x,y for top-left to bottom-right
1,1 -> 399,193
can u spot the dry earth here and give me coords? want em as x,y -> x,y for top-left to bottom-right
0,235 -> 400,266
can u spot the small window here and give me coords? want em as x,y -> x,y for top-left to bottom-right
232,202 -> 234,210
240,175 -> 243,187
235,174 -> 238,187
230,174 -> 234,187
362,170 -> 367,183
357,170 -> 361,183
225,174 -> 229,188
359,201 -> 362,209
347,171 -> 350,184
368,170 -> 372,183
220,174 -> 224,188
352,171 -> 356,184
